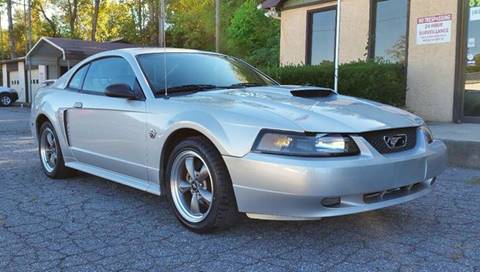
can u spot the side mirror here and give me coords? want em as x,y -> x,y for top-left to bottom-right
105,84 -> 137,99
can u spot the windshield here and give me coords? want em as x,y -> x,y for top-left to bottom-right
136,53 -> 277,96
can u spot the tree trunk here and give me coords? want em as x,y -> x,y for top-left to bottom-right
69,0 -> 78,37
91,0 -> 101,41
6,0 -> 16,58
37,2 -> 58,36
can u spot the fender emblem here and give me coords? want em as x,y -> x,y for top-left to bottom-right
148,129 -> 157,139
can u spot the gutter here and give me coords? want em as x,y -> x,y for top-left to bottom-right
257,5 -> 281,20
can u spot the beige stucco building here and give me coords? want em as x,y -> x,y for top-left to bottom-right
262,0 -> 480,123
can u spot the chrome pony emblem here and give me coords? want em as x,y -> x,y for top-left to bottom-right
148,129 -> 157,139
384,134 -> 407,149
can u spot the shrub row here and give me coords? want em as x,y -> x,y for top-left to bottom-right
263,61 -> 407,107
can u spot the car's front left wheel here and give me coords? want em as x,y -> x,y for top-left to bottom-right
166,136 -> 239,232
39,122 -> 71,179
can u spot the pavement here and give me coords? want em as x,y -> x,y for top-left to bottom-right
1,106 -> 480,272
430,122 -> 480,169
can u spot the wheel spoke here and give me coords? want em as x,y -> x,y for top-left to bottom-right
49,153 -> 57,166
185,157 -> 196,178
197,164 -> 209,182
46,133 -> 54,147
178,180 -> 191,193
190,192 -> 200,214
198,188 -> 212,205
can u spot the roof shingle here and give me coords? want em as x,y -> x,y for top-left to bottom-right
261,0 -> 284,9
44,37 -> 135,59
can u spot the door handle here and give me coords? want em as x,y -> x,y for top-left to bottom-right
73,102 -> 83,108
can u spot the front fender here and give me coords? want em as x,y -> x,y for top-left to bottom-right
160,110 -> 260,157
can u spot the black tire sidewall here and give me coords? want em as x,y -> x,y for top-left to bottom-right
0,94 -> 12,107
38,122 -> 66,178
165,138 -> 229,232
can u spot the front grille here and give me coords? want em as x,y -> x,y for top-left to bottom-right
361,127 -> 418,154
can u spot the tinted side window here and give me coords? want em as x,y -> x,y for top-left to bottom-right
68,64 -> 90,90
83,57 -> 137,94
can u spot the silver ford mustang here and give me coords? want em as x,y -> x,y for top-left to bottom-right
31,48 -> 448,232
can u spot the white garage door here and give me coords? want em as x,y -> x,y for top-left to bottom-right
9,71 -> 26,103
29,69 -> 41,100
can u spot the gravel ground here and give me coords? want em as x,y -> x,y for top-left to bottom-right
1,106 -> 480,272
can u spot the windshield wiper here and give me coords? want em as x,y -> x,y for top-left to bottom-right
157,83 -> 268,95
162,84 -> 221,94
228,82 -> 267,88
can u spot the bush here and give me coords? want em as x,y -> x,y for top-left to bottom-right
263,61 -> 406,107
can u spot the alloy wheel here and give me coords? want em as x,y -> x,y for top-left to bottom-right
40,128 -> 58,173
170,150 -> 214,223
1,96 -> 11,106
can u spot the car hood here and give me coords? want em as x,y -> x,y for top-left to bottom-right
173,85 -> 424,133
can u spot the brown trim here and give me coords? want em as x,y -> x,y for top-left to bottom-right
404,0 -> 411,73
305,5 -> 338,65
367,0 -> 378,60
453,0 -> 471,123
281,0 -> 334,11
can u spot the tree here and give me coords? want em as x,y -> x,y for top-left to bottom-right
33,0 -> 61,37
226,0 -> 280,67
91,0 -> 100,41
168,0 -> 215,50
6,0 -> 16,57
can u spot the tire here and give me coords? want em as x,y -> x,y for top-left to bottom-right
38,122 -> 71,179
166,136 -> 239,233
0,94 -> 13,107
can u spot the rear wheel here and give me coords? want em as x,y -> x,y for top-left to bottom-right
166,137 -> 238,232
39,122 -> 71,178
0,94 -> 12,107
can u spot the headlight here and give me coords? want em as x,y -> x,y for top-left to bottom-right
420,125 -> 434,144
252,130 -> 360,157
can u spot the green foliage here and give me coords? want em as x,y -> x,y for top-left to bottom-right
167,0 -> 216,51
226,0 -> 279,67
264,61 -> 407,107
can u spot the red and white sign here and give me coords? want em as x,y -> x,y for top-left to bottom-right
416,14 -> 452,45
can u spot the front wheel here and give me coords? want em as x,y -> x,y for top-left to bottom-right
166,137 -> 238,232
38,122 -> 71,179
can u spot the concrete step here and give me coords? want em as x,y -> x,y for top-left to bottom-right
429,122 -> 480,169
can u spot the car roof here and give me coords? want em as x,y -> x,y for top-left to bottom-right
114,47 -> 221,56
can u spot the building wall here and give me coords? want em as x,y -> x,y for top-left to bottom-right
338,0 -> 370,63
280,0 -> 370,65
279,0 -> 460,122
2,64 -> 7,87
406,0 -> 458,122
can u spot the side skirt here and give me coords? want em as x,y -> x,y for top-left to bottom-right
66,161 -> 161,196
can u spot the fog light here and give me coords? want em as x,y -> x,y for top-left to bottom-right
321,197 -> 341,207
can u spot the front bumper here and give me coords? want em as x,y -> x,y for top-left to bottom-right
224,134 -> 447,220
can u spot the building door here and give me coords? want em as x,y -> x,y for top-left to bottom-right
9,71 -> 25,103
463,1 -> 480,120
29,69 -> 41,101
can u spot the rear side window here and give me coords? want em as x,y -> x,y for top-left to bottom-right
82,57 -> 137,95
68,64 -> 90,90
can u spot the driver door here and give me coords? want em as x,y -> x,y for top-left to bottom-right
66,57 -> 149,181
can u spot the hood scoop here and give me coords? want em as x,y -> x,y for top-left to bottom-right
290,87 -> 336,98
